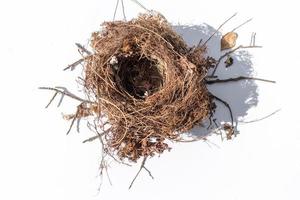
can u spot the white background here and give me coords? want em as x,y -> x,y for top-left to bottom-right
0,0 -> 299,199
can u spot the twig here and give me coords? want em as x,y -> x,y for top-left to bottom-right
231,18 -> 253,32
129,157 -> 151,189
240,109 -> 281,124
113,0 -> 120,21
143,166 -> 154,179
45,92 -> 58,108
83,135 -> 101,143
105,167 -> 113,186
196,39 -> 203,48
250,32 -> 256,46
121,0 -> 127,21
66,109 -> 79,135
211,94 -> 234,126
39,87 -> 91,103
75,43 -> 92,55
210,45 -> 262,76
55,86 -> 69,107
201,13 -> 237,48
206,76 -> 276,84
82,129 -> 111,143
63,58 -> 84,71
130,0 -> 150,12
76,118 -> 81,133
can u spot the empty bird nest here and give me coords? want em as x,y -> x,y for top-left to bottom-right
83,13 -> 215,162
41,13 -> 272,165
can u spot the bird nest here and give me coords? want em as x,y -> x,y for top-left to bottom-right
74,13 -> 216,162
41,13 -> 224,164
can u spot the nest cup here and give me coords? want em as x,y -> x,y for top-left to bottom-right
83,13 -> 214,162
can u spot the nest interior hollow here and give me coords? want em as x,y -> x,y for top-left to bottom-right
116,54 -> 164,99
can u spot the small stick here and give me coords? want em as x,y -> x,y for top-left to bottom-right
213,119 -> 219,128
210,45 -> 262,76
206,76 -> 276,84
75,43 -> 92,55
45,92 -> 58,108
253,32 -> 256,46
66,110 -> 78,135
76,118 -> 81,133
130,0 -> 150,12
250,32 -> 255,46
201,13 -> 237,47
129,157 -> 151,189
83,135 -> 101,143
121,0 -> 127,21
196,39 -> 203,49
55,86 -> 69,107
113,0 -> 120,21
105,167 -> 113,186
240,109 -> 281,124
39,87 -> 91,103
63,58 -> 84,71
143,166 -> 154,180
211,94 -> 234,127
82,129 -> 111,143
231,18 -> 253,32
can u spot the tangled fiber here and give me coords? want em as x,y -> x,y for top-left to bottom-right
76,13 -> 216,162
40,13 -> 221,164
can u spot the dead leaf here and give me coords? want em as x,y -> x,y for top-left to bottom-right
221,32 -> 238,51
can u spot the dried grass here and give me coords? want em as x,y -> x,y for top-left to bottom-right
76,13 -> 216,162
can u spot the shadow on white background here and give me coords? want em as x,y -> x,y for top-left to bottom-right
173,24 -> 258,138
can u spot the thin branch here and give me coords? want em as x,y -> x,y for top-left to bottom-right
201,13 -> 237,47
206,76 -> 276,84
55,86 -> 69,107
66,104 -> 85,135
76,118 -> 81,133
250,32 -> 257,46
75,43 -> 92,55
39,87 -> 91,103
121,0 -> 127,21
45,91 -> 58,108
211,94 -> 234,126
113,0 -> 120,21
196,39 -> 203,48
129,157 -> 148,189
130,0 -> 150,12
83,135 -> 101,143
66,111 -> 78,135
63,58 -> 84,71
82,129 -> 111,143
210,45 -> 262,76
143,166 -> 154,180
105,167 -> 113,186
231,18 -> 253,32
240,109 -> 281,124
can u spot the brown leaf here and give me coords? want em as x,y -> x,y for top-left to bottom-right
221,32 -> 238,51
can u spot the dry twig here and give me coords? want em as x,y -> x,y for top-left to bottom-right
206,76 -> 276,84
129,157 -> 153,189
200,13 -> 237,48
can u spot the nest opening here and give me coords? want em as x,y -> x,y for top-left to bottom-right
116,55 -> 164,99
